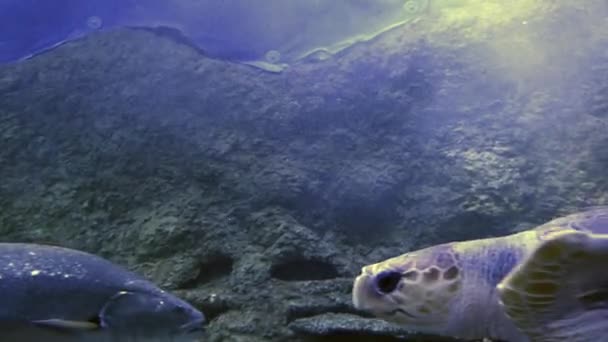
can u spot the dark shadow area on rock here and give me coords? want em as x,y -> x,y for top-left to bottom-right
178,254 -> 234,289
271,258 -> 339,281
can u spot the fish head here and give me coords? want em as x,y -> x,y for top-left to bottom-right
100,289 -> 205,337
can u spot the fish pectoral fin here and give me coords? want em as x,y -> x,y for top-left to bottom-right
32,319 -> 99,331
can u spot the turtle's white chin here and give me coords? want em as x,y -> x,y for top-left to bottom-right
352,273 -> 373,310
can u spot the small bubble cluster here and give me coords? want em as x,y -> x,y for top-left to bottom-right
264,50 -> 281,63
403,0 -> 426,14
86,16 -> 103,30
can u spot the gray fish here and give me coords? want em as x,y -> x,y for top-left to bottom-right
0,243 -> 205,341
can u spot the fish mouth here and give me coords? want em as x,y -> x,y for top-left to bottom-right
179,318 -> 205,333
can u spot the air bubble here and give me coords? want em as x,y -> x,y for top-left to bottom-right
264,50 -> 281,64
403,0 -> 425,14
86,16 -> 103,30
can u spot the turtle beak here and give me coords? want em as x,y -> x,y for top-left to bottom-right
353,273 -> 376,311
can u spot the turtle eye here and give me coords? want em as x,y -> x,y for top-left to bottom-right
375,271 -> 402,294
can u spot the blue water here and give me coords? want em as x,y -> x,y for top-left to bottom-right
0,0 -> 130,62
0,0 -> 427,67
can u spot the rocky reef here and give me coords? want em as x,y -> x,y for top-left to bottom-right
0,1 -> 607,341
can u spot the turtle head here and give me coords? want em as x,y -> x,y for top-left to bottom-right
353,244 -> 463,333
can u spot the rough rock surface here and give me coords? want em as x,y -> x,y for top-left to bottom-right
0,1 -> 607,341
288,313 -> 474,341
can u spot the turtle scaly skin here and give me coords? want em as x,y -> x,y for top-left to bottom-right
353,207 -> 608,342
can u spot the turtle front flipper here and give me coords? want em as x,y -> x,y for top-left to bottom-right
497,229 -> 608,341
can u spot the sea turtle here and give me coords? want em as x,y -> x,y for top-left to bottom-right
0,243 -> 205,341
352,207 -> 608,342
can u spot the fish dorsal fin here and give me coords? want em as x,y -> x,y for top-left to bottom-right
32,319 -> 99,330
497,229 -> 608,341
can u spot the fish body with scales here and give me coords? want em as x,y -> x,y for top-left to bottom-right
0,243 -> 205,341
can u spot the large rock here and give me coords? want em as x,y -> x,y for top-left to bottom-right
288,313 -> 481,341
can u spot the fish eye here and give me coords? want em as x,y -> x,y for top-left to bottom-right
375,271 -> 402,294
